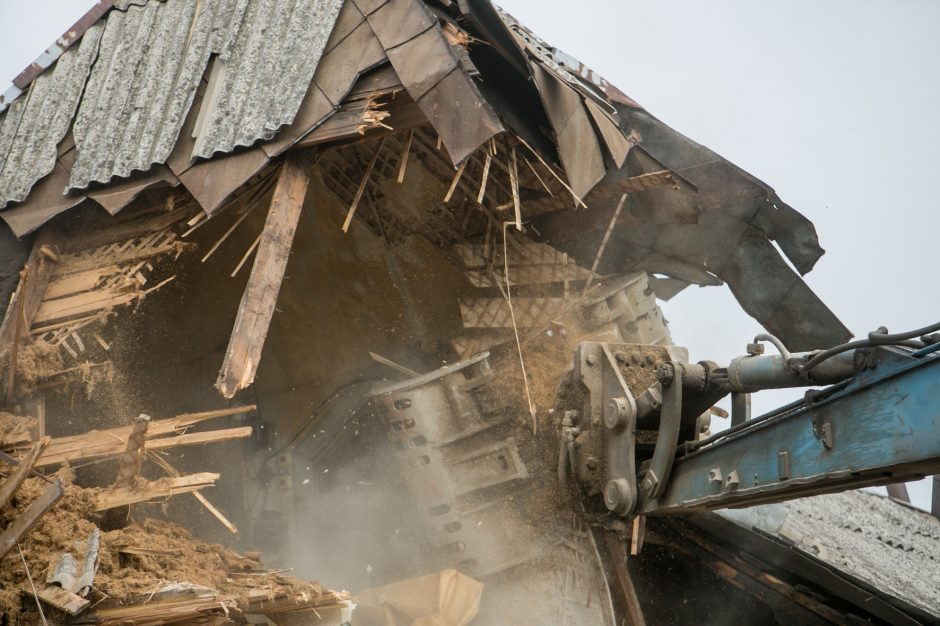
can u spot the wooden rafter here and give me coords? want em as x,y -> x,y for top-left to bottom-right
216,154 -> 311,398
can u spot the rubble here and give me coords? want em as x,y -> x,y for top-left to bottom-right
0,462 -> 350,625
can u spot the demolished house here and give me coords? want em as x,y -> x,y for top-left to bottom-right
0,0 -> 938,624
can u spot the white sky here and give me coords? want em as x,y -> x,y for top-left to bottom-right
1,0 -> 937,510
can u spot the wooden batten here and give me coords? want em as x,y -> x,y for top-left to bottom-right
31,425 -> 252,469
2,406 -> 255,468
94,472 -> 220,511
216,154 -> 311,398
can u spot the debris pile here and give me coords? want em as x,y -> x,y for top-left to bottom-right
0,408 -> 350,625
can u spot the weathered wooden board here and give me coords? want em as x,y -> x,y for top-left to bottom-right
94,473 -> 219,511
36,585 -> 90,615
216,155 -> 311,398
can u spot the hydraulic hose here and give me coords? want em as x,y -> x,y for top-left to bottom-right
801,321 -> 940,374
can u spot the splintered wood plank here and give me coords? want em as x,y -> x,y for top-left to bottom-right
86,592 -> 236,624
0,478 -> 63,560
36,585 -> 90,615
3,406 -> 254,466
216,155 -> 311,398
33,287 -> 137,324
148,452 -> 238,534
59,207 -> 188,254
94,473 -> 220,511
33,426 -> 252,469
0,226 -> 61,357
53,239 -> 185,276
0,437 -> 49,510
43,267 -> 108,300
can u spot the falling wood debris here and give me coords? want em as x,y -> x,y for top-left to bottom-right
0,402 -> 350,624
1,405 -> 255,469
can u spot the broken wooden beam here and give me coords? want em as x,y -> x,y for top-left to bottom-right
0,225 -> 61,360
84,592 -> 237,625
0,404 -> 252,448
37,426 -> 252,469
216,154 -> 311,398
0,478 -> 64,561
603,531 -> 647,626
0,437 -> 49,510
148,451 -> 238,535
36,584 -> 90,615
94,473 -> 220,511
113,415 -> 150,489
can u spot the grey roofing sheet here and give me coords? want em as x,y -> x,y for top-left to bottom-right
724,491 -> 940,619
0,23 -> 102,207
191,0 -> 344,160
67,0 -> 215,191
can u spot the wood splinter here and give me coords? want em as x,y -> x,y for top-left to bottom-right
443,160 -> 467,204
343,137 -> 386,233
101,414 -> 150,529
114,414 -> 150,489
397,129 -> 414,184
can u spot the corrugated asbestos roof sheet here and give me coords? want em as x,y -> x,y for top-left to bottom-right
191,0 -> 344,160
5,0 -> 343,194
0,23 -> 102,207
68,0 -> 214,191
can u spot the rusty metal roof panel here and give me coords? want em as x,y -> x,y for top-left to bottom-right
0,23 -> 103,208
190,0 -> 345,161
67,0 -> 218,192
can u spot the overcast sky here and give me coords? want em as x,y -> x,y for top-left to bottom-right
1,1 -> 937,509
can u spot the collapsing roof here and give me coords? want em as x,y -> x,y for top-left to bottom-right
0,0 -> 849,364
4,2 -> 925,625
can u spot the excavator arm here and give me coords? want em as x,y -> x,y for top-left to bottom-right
558,322 -> 940,524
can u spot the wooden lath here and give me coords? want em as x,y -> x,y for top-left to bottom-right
35,222 -> 191,328
0,206 -> 198,401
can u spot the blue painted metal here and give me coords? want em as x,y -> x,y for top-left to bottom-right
912,342 -> 940,358
638,349 -> 940,515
